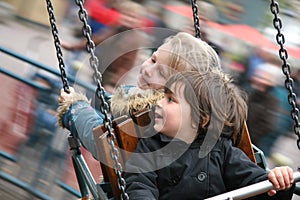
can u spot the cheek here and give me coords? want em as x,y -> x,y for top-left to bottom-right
139,62 -> 147,73
165,108 -> 181,126
150,75 -> 167,88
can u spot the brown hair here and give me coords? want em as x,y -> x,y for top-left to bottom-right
165,70 -> 248,144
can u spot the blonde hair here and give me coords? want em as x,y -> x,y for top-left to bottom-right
163,32 -> 221,76
110,32 -> 223,117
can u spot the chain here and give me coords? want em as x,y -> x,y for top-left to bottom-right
74,0 -> 129,199
45,0 -> 70,93
270,0 -> 300,150
190,0 -> 201,39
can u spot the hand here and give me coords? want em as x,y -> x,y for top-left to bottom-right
58,87 -> 76,103
267,166 -> 294,196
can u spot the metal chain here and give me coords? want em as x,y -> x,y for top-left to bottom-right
190,0 -> 201,39
74,0 -> 129,199
270,0 -> 300,150
45,0 -> 70,93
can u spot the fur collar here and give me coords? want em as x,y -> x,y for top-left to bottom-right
111,86 -> 163,117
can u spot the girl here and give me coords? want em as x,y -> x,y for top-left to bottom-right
124,71 -> 295,199
57,32 -> 221,159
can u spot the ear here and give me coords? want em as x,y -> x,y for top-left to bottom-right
191,115 -> 210,129
201,115 -> 210,128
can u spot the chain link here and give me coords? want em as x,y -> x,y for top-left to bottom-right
45,0 -> 70,93
270,0 -> 300,150
74,0 -> 129,199
190,0 -> 201,39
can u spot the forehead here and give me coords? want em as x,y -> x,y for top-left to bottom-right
168,81 -> 186,99
155,43 -> 172,58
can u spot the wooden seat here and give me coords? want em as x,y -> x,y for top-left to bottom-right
93,115 -> 139,199
237,121 -> 256,163
93,109 -> 261,200
131,108 -> 153,137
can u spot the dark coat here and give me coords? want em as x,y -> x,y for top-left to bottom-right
124,133 -> 294,200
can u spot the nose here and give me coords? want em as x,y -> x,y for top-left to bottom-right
156,99 -> 163,108
141,66 -> 152,78
140,61 -> 154,77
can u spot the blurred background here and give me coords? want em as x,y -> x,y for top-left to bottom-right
0,0 -> 300,199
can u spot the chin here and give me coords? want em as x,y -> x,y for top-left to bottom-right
153,124 -> 162,132
138,84 -> 149,90
138,82 -> 150,90
137,77 -> 146,89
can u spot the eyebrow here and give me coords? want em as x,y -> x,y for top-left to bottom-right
164,86 -> 173,94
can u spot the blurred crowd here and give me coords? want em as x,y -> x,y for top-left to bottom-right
229,47 -> 299,167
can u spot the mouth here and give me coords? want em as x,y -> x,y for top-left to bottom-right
138,75 -> 149,88
154,112 -> 163,120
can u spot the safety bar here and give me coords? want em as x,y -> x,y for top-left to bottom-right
0,46 -> 96,92
205,170 -> 300,200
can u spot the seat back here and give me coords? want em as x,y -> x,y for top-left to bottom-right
114,118 -> 139,162
93,125 -> 121,199
93,115 -> 139,200
131,108 -> 153,137
237,121 -> 256,163
93,109 -> 259,200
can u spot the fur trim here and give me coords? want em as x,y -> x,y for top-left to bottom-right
56,92 -> 90,128
111,86 -> 163,117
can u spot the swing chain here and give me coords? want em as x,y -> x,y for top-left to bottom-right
45,0 -> 70,93
190,0 -> 201,39
74,0 -> 129,199
270,0 -> 300,150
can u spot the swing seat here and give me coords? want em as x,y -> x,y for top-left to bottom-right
93,114 -> 140,199
93,108 -> 267,200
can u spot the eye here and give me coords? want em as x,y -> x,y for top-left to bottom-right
167,97 -> 174,103
165,94 -> 176,103
150,52 -> 158,63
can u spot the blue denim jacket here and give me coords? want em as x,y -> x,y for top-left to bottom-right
62,85 -> 135,158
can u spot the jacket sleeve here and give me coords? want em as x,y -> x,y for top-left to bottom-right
58,91 -> 112,159
222,142 -> 295,200
61,101 -> 104,159
124,138 -> 159,200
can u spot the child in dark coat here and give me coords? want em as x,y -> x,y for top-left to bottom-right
124,71 -> 295,199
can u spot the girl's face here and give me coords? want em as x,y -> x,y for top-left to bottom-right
154,82 -> 198,143
137,43 -> 172,90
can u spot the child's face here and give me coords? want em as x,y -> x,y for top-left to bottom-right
137,43 -> 171,90
154,82 -> 198,143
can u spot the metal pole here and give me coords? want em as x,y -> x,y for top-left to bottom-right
205,170 -> 300,200
0,46 -> 97,93
68,136 -> 108,200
